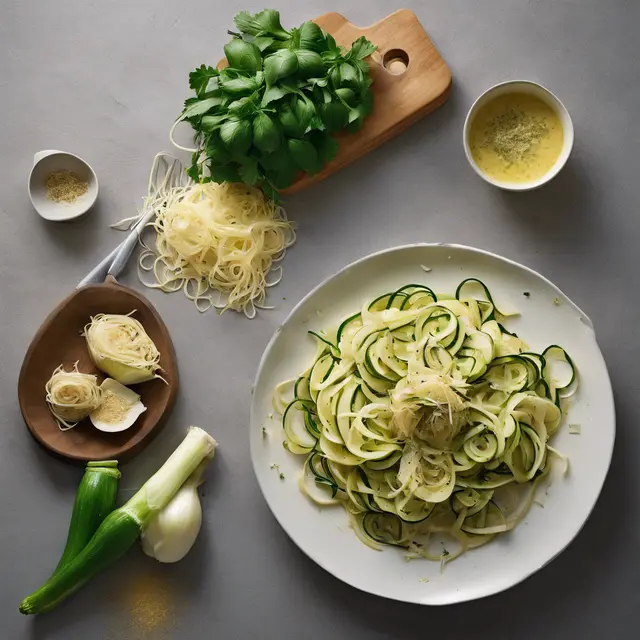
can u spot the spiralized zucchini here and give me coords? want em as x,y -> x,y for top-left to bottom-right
275,279 -> 577,563
138,180 -> 295,318
45,363 -> 102,431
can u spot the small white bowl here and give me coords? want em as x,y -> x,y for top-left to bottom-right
463,81 -> 574,191
28,150 -> 99,221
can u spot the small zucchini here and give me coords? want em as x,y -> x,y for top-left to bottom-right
52,460 -> 121,576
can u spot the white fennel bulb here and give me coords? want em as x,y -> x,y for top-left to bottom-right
141,456 -> 212,563
83,312 -> 163,385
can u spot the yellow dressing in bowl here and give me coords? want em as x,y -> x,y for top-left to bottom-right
469,93 -> 563,183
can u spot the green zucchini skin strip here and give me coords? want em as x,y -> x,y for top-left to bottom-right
53,461 -> 121,576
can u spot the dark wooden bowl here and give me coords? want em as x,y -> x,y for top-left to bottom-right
18,277 -> 178,462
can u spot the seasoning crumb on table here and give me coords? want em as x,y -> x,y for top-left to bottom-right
126,572 -> 175,637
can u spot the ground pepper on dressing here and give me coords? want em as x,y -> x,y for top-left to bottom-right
469,92 -> 563,183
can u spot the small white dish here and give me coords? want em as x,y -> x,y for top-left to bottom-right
251,244 -> 614,605
28,150 -> 99,221
90,378 -> 147,433
463,81 -> 574,191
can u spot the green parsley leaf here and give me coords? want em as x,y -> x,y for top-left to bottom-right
260,179 -> 281,203
200,113 -> 229,134
299,21 -> 327,53
321,101 -> 349,133
288,138 -> 320,173
224,39 -> 262,73
309,131 -> 339,163
220,118 -> 253,155
253,36 -> 276,52
181,96 -> 222,120
186,164 -> 201,183
264,49 -> 298,86
291,95 -> 315,131
189,65 -> 219,97
295,50 -> 325,78
219,75 -> 262,97
235,9 -> 290,40
210,163 -> 241,184
253,112 -> 281,153
346,36 -> 377,61
238,157 -> 260,186
278,102 -> 304,138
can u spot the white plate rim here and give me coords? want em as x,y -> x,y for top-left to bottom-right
250,243 -> 616,605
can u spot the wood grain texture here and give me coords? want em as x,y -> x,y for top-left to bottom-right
18,278 -> 178,463
217,9 -> 451,194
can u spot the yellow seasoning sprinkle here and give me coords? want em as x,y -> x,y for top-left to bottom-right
45,169 -> 88,203
91,390 -> 131,424
126,572 -> 175,637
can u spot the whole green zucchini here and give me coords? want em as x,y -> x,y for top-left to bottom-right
20,510 -> 141,614
53,460 -> 120,575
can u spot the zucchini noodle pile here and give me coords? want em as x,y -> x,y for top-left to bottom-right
138,177 -> 295,318
113,153 -> 295,318
45,363 -> 102,431
274,279 -> 577,563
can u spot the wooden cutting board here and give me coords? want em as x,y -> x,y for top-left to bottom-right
218,9 -> 451,194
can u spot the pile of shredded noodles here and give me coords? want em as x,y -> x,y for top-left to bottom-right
138,180 -> 295,318
45,363 -> 102,431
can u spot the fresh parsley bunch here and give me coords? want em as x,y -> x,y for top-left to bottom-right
180,9 -> 376,200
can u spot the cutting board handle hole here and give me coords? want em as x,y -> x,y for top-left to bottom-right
382,49 -> 409,75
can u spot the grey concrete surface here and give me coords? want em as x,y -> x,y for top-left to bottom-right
1,0 -> 638,638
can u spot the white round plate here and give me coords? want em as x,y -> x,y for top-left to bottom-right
250,244 -> 615,605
